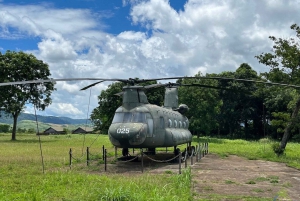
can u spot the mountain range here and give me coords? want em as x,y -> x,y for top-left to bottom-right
0,112 -> 91,125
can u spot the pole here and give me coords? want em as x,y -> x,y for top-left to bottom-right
69,148 -> 72,169
87,147 -> 89,166
102,145 -> 105,161
141,148 -> 144,173
179,151 -> 182,174
104,149 -> 107,171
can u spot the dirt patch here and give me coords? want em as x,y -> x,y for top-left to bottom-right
192,154 -> 300,200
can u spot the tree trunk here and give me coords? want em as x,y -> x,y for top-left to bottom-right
11,113 -> 18,141
280,96 -> 300,149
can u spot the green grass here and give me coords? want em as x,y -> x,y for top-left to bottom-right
1,134 -> 300,200
0,133 -> 192,201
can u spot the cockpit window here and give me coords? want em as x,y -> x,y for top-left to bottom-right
112,112 -> 146,123
132,112 -> 146,123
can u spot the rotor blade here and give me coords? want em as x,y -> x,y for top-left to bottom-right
136,76 -> 300,89
0,78 -> 111,86
180,83 -> 233,90
80,81 -> 105,91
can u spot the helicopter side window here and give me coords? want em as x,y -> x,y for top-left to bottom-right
146,113 -> 153,136
174,120 -> 178,128
112,113 -> 124,123
159,117 -> 164,129
179,121 -> 182,128
168,119 -> 172,128
183,122 -> 186,128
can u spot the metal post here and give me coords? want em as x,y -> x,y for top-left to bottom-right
184,148 -> 187,168
191,149 -> 194,165
87,147 -> 89,166
196,145 -> 198,162
115,146 -> 117,159
179,151 -> 182,174
102,145 -> 105,160
104,149 -> 107,171
69,148 -> 72,169
199,145 -> 201,160
133,148 -> 135,154
141,148 -> 144,173
202,143 -> 205,157
207,142 -> 209,154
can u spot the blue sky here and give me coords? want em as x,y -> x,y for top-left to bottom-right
0,0 -> 299,118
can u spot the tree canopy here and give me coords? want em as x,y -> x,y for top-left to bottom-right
256,24 -> 300,150
0,51 -> 55,140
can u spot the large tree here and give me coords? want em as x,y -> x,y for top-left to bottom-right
0,51 -> 55,140
256,24 -> 300,150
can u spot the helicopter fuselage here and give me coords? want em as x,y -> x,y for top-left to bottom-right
108,104 -> 192,148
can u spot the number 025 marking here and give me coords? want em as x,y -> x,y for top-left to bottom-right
117,128 -> 130,134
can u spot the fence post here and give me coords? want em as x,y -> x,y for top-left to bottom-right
141,149 -> 144,173
179,151 -> 182,174
87,147 -> 89,166
191,148 -> 194,165
202,143 -> 205,157
207,142 -> 209,154
184,148 -> 187,168
69,148 -> 72,169
102,145 -> 105,160
104,149 -> 107,172
196,145 -> 198,162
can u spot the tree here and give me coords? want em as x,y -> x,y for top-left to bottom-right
256,24 -> 300,150
0,51 -> 55,140
178,72 -> 222,136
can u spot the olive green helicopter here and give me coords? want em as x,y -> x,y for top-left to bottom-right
1,76 -> 300,157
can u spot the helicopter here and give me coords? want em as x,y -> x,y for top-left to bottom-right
1,76 -> 300,157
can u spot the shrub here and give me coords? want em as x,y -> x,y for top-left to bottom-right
271,142 -> 284,156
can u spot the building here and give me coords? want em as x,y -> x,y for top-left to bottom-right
42,126 -> 66,135
72,127 -> 94,134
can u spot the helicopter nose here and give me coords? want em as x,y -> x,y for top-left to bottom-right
108,123 -> 145,140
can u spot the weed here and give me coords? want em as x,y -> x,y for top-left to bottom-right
246,180 -> 256,184
225,180 -> 235,184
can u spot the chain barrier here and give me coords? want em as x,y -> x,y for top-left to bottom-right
142,152 -> 180,163
117,155 -> 140,163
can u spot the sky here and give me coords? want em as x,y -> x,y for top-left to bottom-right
0,0 -> 300,119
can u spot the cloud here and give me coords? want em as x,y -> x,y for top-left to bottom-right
1,0 -> 300,118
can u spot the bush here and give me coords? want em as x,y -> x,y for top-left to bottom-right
271,142 -> 284,156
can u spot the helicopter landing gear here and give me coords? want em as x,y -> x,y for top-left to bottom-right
122,148 -> 129,157
174,146 -> 180,156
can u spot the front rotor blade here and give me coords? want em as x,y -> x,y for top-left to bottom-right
80,81 -> 105,91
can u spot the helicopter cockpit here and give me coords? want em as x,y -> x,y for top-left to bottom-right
112,112 -> 146,123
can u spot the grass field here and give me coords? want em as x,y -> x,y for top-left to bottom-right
0,133 -> 299,201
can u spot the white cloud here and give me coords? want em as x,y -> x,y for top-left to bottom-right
1,0 -> 300,118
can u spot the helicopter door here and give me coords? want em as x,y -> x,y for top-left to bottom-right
146,113 -> 153,137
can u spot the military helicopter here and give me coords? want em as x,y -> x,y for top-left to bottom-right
1,76 -> 300,157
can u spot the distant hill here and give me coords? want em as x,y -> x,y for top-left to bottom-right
0,112 -> 92,125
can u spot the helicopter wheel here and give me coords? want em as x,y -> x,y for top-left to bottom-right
122,148 -> 129,157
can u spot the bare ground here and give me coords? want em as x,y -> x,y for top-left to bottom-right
191,154 -> 300,201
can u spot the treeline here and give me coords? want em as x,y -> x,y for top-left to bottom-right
179,63 -> 300,141
0,124 -> 35,133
